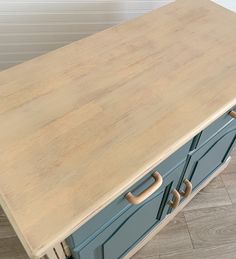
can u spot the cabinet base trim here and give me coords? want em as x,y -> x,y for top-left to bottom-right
124,156 -> 231,259
41,241 -> 72,259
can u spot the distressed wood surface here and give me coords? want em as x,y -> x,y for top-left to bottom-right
0,0 -> 236,257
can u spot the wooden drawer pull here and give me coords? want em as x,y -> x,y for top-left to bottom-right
229,110 -> 236,119
180,179 -> 192,198
168,189 -> 180,209
125,172 -> 163,205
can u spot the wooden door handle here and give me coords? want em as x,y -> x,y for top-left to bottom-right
168,189 -> 180,209
125,172 -> 163,205
229,110 -> 236,119
180,179 -> 192,198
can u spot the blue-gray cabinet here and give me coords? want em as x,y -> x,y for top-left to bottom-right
67,108 -> 236,259
195,112 -> 235,150
70,161 -> 185,259
78,192 -> 163,259
67,140 -> 192,251
181,116 -> 236,191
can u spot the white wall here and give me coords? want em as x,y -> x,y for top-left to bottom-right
0,0 -> 174,70
0,0 -> 235,71
212,0 -> 236,12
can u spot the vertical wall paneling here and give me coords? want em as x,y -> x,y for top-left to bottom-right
0,1 -> 234,70
0,0 -> 174,70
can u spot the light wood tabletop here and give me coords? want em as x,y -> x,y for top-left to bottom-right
0,0 -> 236,258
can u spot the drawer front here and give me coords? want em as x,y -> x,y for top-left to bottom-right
73,192 -> 163,259
67,139 -> 192,249
182,120 -> 236,190
195,107 -> 236,150
71,162 -> 186,259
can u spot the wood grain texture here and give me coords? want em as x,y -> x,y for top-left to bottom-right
221,158 -> 236,204
0,208 -> 28,259
0,207 -> 16,239
184,204 -> 236,249
155,213 -> 193,256
0,237 -> 28,259
0,0 -> 236,257
160,243 -> 236,259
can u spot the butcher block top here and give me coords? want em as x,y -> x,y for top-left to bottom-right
0,0 -> 236,257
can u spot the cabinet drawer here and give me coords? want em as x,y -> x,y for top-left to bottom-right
67,139 -> 192,249
71,162 -> 185,259
195,107 -> 236,150
182,119 -> 236,190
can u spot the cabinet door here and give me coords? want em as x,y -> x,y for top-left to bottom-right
103,193 -> 161,259
182,128 -> 236,190
67,140 -> 192,250
76,192 -> 163,259
72,162 -> 185,259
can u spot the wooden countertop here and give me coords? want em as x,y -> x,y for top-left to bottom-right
0,0 -> 236,257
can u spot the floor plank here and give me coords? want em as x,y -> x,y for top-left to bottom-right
183,175 -> 232,211
0,207 -> 16,239
184,204 -> 236,249
132,254 -> 160,259
221,168 -> 236,204
132,212 -> 192,259
0,237 -> 28,259
0,207 -> 28,259
160,243 -> 236,259
156,212 -> 193,256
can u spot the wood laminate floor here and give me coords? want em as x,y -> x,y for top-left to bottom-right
0,150 -> 236,259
